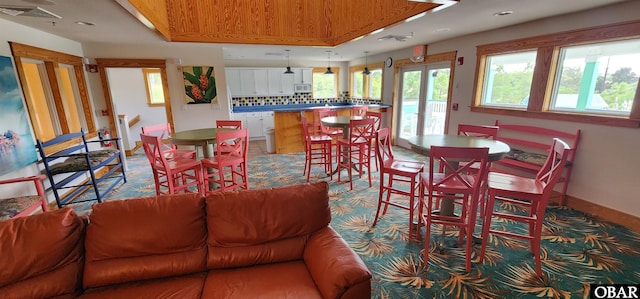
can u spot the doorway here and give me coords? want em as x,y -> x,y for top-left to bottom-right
395,62 -> 451,149
96,59 -> 173,155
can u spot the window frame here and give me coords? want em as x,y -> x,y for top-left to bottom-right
472,20 -> 640,128
142,68 -> 166,106
312,67 -> 339,99
10,42 -> 97,144
349,62 -> 384,99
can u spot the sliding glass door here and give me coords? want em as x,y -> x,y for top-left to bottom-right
395,63 -> 451,148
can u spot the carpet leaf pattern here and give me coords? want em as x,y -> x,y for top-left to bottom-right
71,144 -> 640,298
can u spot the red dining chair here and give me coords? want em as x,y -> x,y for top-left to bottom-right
351,105 -> 368,117
372,128 -> 424,239
457,124 -> 499,139
366,111 -> 383,171
141,123 -> 196,160
0,175 -> 48,221
315,108 -> 343,140
418,146 -> 490,272
336,118 -> 375,190
201,128 -> 249,194
301,117 -> 333,182
140,133 -> 204,196
456,123 -> 499,216
479,138 -> 570,276
216,120 -> 242,129
215,119 -> 243,154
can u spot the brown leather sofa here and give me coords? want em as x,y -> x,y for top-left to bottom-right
0,182 -> 371,298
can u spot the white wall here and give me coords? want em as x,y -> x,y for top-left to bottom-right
81,43 -> 231,132
106,68 -> 168,144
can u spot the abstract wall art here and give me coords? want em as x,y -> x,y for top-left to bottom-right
0,55 -> 37,176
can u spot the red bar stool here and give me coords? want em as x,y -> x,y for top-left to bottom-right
372,128 -> 424,240
479,138 -> 571,276
336,118 -> 375,190
301,117 -> 333,182
418,146 -> 489,272
200,129 -> 249,193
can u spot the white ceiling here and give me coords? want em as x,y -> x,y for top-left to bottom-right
0,0 -> 630,62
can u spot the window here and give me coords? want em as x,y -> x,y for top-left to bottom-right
143,68 -> 165,106
10,42 -> 96,141
550,40 -> 639,116
352,72 -> 364,98
473,21 -> 640,127
312,67 -> 339,99
349,63 -> 383,100
480,51 -> 536,108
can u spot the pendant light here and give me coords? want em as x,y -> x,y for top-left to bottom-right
324,51 -> 334,74
284,49 -> 294,74
362,51 -> 371,75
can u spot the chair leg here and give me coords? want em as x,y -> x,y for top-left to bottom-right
372,174 -> 386,227
479,190 -> 497,263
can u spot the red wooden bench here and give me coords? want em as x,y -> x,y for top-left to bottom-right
492,120 -> 580,205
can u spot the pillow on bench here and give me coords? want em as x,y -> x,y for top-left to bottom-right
504,149 -> 572,167
48,149 -> 119,175
0,196 -> 44,220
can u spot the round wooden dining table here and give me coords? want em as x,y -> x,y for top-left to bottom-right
170,128 -> 235,159
321,115 -> 365,176
320,115 -> 364,140
406,134 -> 510,216
408,134 -> 510,246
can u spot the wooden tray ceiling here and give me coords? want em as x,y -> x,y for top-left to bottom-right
119,0 -> 455,46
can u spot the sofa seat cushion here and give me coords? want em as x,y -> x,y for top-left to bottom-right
202,261 -> 322,299
83,193 -> 207,288
0,195 -> 43,220
0,208 -> 85,298
78,273 -> 206,299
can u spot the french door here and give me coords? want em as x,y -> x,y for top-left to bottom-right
395,63 -> 451,149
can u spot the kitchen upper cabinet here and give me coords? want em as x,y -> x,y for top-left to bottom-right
268,69 -> 294,96
239,69 -> 268,96
293,68 -> 312,84
226,69 -> 242,96
226,67 -> 308,97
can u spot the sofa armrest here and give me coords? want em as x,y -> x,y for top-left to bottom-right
303,227 -> 371,299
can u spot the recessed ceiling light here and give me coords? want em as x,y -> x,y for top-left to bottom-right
494,11 -> 513,16
21,0 -> 56,5
75,21 -> 94,26
433,27 -> 450,33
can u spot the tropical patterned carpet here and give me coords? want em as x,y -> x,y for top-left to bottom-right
71,142 -> 640,299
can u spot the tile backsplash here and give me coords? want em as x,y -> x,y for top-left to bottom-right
231,92 -> 382,107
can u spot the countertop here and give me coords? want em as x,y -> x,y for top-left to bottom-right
233,103 -> 391,113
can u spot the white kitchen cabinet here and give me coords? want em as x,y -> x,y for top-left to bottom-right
239,69 -> 268,96
267,69 -> 295,96
227,67 -> 304,96
231,112 -> 270,139
293,68 -> 313,84
225,69 -> 242,96
262,111 -> 274,129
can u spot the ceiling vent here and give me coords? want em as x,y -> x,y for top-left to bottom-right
0,6 -> 61,18
377,32 -> 413,42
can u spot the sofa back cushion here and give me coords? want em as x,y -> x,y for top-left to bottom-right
83,194 -> 207,288
0,208 -> 84,298
206,181 -> 331,269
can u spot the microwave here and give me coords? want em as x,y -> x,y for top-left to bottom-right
294,84 -> 312,93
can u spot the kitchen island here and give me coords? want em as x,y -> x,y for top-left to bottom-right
271,103 -> 389,154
